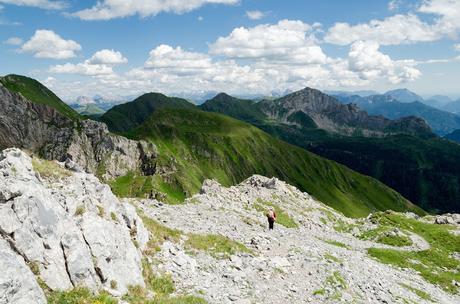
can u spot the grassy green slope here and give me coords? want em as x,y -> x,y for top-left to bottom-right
100,93 -> 195,133
0,74 -> 80,120
307,135 -> 460,213
113,107 -> 423,218
199,93 -> 266,124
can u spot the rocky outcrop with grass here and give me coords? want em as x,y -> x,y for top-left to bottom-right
0,84 -> 157,180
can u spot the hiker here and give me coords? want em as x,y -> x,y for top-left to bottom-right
267,208 -> 277,230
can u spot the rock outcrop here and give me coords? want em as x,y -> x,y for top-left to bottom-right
0,84 -> 157,179
259,87 -> 434,137
0,148 -> 148,302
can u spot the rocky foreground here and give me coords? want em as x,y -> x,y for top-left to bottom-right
1,148 -> 460,304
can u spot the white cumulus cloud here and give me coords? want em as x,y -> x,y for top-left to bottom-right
347,41 -> 421,84
210,20 -> 326,64
50,62 -> 114,76
87,49 -> 128,65
419,0 -> 460,37
50,49 -> 127,76
4,37 -> 23,45
71,0 -> 239,21
246,10 -> 265,20
388,0 -> 402,11
21,30 -> 81,59
325,0 -> 460,46
325,14 -> 440,45
0,0 -> 66,10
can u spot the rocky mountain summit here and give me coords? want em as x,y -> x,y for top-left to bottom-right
2,148 -> 458,303
0,84 -> 157,180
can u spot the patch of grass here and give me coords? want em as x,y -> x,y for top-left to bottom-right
254,200 -> 298,228
327,271 -> 347,288
324,253 -> 342,263
97,205 -> 105,217
110,173 -> 185,205
367,212 -> 460,293
376,233 -> 412,247
322,239 -> 351,249
313,288 -> 326,295
110,280 -> 118,290
314,271 -> 347,300
122,285 -> 148,303
140,213 -> 182,255
32,158 -> 71,179
75,205 -> 85,216
47,288 -> 118,304
27,261 -> 40,275
149,274 -> 175,296
123,259 -> 207,304
110,212 -> 117,221
333,219 -> 360,233
185,233 -> 252,259
153,295 -> 207,304
360,226 -> 412,247
399,283 -> 434,302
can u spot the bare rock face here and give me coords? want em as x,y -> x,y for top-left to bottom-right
0,84 -> 157,179
0,239 -> 46,304
0,148 -> 148,299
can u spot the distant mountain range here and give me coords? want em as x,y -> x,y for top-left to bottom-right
334,94 -> 460,136
203,88 -> 433,138
69,94 -> 137,116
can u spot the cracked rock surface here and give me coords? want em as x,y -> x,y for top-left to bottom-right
0,148 -> 147,303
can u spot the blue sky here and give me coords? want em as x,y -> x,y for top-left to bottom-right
1,0 -> 459,102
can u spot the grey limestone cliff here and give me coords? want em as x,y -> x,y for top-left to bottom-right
0,84 -> 157,179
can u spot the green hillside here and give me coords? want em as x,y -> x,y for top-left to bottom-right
200,93 -> 266,124
0,74 -> 80,120
201,94 -> 460,213
100,93 -> 195,132
110,106 -> 423,218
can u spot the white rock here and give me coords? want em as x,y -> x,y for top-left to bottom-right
0,239 -> 46,304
